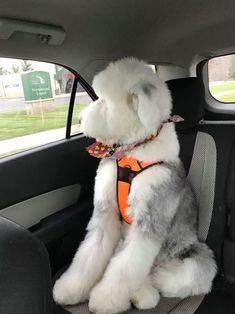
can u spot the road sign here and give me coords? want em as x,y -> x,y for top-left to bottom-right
21,71 -> 53,101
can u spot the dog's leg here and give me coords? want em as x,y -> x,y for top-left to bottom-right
89,228 -> 161,314
153,243 -> 217,298
53,159 -> 121,305
89,165 -> 181,314
131,277 -> 160,310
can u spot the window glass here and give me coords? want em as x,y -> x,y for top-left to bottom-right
208,55 -> 235,102
0,58 -> 90,158
71,83 -> 92,135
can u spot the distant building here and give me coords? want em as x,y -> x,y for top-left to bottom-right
54,66 -> 75,94
0,69 -> 59,98
209,55 -> 235,82
0,73 -> 23,97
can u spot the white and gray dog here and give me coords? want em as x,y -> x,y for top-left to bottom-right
53,58 -> 217,314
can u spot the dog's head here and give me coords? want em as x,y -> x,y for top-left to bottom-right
80,57 -> 172,145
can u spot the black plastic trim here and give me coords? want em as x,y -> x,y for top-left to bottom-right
72,70 -> 98,101
33,200 -> 92,244
66,78 -> 78,139
65,69 -> 98,138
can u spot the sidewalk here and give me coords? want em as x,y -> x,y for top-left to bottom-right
0,127 -> 66,157
213,89 -> 235,97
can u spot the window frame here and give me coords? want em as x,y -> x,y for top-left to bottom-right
66,71 -> 97,139
202,55 -> 235,114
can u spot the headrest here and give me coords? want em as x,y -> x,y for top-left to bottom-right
166,78 -> 206,133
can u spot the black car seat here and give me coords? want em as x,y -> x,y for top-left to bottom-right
0,216 -> 53,314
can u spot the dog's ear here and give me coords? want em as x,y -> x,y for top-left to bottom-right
130,82 -> 160,132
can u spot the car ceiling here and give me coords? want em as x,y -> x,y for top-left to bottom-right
0,0 -> 235,82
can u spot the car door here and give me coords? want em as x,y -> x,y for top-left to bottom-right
0,58 -> 99,275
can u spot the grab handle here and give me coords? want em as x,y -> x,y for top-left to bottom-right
0,18 -> 66,45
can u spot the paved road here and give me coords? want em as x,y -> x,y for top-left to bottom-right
0,93 -> 91,113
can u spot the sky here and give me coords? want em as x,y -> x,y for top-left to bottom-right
0,57 -> 55,73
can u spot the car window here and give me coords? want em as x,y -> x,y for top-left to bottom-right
208,54 -> 235,103
71,82 -> 92,136
0,58 -> 90,158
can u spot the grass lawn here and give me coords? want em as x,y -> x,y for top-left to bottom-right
0,103 -> 86,141
209,81 -> 235,94
216,93 -> 235,103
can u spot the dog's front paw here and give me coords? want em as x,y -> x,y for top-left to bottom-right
53,273 -> 89,305
131,285 -> 160,310
89,281 -> 130,314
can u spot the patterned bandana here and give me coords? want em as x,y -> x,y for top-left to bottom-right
86,115 -> 184,159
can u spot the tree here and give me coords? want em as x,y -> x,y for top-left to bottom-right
21,60 -> 34,72
0,67 -> 8,75
11,65 -> 20,73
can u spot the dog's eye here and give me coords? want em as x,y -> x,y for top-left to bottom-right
142,83 -> 157,97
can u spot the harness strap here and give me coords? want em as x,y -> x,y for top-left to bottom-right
117,156 -> 162,224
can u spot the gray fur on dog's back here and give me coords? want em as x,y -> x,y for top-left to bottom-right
136,161 -> 197,248
135,160 -> 211,265
137,161 -> 217,297
155,162 -> 199,264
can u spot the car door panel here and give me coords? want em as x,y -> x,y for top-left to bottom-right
0,183 -> 81,228
0,134 -> 99,273
0,135 -> 98,210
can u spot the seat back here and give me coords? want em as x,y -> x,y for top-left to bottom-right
0,216 -> 53,314
167,78 -> 222,269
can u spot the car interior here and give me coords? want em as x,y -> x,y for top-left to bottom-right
1,1 -> 235,313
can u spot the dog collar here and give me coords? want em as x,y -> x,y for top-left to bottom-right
86,115 -> 184,159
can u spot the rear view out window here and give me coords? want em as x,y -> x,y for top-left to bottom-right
0,58 -> 91,158
208,55 -> 235,103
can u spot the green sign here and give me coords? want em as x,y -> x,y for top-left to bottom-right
21,71 -> 53,101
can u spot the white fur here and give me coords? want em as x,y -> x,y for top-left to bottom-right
53,57 -> 216,314
128,122 -> 180,163
53,159 -> 121,305
153,255 -> 217,298
154,259 -> 197,298
80,58 -> 172,146
127,164 -> 178,221
131,279 -> 160,310
89,229 -> 161,314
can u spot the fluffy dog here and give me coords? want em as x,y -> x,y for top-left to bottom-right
53,58 -> 217,314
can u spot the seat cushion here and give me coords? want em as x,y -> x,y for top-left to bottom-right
63,296 -> 204,314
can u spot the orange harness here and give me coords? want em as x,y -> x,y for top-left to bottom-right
117,156 -> 162,224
